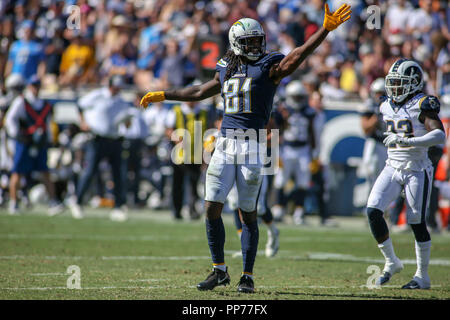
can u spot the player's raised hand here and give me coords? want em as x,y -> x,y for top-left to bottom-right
140,91 -> 166,108
323,3 -> 352,31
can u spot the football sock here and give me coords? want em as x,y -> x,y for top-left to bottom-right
241,220 -> 259,274
242,272 -> 254,280
205,217 -> 226,266
414,240 -> 431,280
378,238 -> 399,270
213,263 -> 227,272
265,221 -> 277,236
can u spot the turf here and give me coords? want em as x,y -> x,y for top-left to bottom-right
0,207 -> 449,300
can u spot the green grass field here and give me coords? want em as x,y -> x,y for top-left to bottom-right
1,207 -> 449,300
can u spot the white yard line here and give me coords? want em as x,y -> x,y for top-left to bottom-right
30,273 -> 66,276
0,233 -> 203,242
305,252 -> 450,266
1,252 -> 450,266
0,284 -> 442,291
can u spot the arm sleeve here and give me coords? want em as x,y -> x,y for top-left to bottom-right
408,129 -> 446,147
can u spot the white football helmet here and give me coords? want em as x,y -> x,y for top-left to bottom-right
285,80 -> 308,109
228,18 -> 266,61
385,59 -> 424,104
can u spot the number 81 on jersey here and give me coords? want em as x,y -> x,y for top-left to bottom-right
223,77 -> 252,114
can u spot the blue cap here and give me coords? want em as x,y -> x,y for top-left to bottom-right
27,75 -> 41,86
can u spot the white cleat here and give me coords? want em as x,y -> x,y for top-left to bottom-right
376,258 -> 404,286
271,205 -> 284,222
48,202 -> 66,217
293,208 -> 307,225
8,201 -> 20,215
110,208 -> 128,222
69,202 -> 84,219
265,227 -> 280,258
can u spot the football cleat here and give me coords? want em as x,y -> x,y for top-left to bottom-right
376,272 -> 393,286
110,208 -> 128,222
265,227 -> 280,258
402,276 -> 430,290
8,201 -> 19,215
68,202 -> 84,219
237,274 -> 255,293
376,259 -> 403,286
48,201 -> 65,217
293,207 -> 306,225
197,268 -> 230,291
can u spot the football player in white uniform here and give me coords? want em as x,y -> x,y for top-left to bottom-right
366,59 -> 446,289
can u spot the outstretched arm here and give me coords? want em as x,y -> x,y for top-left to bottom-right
140,72 -> 221,108
269,3 -> 351,84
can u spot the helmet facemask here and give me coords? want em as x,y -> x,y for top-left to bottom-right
235,35 -> 266,61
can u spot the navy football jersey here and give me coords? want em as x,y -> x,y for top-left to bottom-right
283,105 -> 315,146
216,52 -> 285,135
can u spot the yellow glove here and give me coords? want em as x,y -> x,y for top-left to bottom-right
310,158 -> 321,174
203,134 -> 216,153
140,91 -> 165,108
323,3 -> 352,31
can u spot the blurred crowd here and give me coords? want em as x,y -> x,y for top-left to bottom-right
0,0 -> 448,97
0,0 -> 449,230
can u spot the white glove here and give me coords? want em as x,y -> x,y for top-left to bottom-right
383,133 -> 410,147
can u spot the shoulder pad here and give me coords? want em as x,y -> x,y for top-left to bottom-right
260,52 -> 285,70
379,95 -> 388,103
261,52 -> 284,64
419,95 -> 440,113
216,58 -> 228,68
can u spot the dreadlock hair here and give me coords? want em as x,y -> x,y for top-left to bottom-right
223,49 -> 242,81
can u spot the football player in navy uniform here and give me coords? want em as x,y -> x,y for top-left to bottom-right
272,80 -> 316,225
141,3 -> 352,293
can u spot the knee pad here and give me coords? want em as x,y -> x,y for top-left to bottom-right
367,207 -> 389,240
410,222 -> 431,242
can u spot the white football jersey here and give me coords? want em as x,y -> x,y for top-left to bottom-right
380,93 -> 432,170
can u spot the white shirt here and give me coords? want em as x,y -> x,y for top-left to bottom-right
385,4 -> 413,32
117,107 -> 149,140
407,8 -> 433,32
78,87 -> 130,138
143,104 -> 172,140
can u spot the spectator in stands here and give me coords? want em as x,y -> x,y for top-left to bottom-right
59,31 -> 96,87
0,16 -> 15,85
4,20 -> 45,80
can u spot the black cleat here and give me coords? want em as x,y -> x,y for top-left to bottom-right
237,275 -> 255,293
197,268 -> 230,291
401,279 -> 430,290
376,272 -> 392,286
